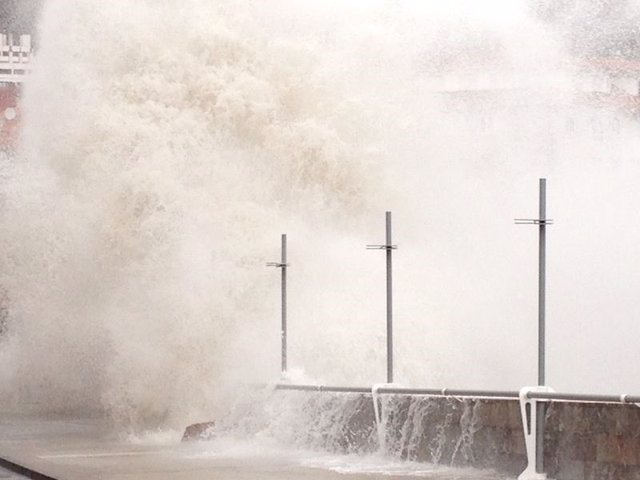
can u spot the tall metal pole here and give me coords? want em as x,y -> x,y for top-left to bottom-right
538,179 -> 546,386
536,179 -> 546,474
281,234 -> 288,373
515,178 -> 552,475
267,234 -> 289,374
385,212 -> 393,384
367,211 -> 397,384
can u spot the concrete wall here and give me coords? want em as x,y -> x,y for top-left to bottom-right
298,393 -> 640,479
546,402 -> 640,479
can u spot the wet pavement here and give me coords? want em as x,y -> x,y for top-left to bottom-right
0,413 -> 505,480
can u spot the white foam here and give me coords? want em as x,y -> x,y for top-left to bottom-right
186,435 -> 506,478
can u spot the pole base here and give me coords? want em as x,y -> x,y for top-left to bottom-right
518,473 -> 548,480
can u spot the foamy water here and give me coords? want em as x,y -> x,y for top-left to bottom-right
188,442 -> 507,479
1,0 -> 640,440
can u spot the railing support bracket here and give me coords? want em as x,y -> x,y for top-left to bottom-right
518,386 -> 554,480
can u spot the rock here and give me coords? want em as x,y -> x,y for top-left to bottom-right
181,421 -> 216,441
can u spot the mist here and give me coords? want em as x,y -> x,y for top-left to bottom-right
0,0 -> 639,431
0,0 -> 42,34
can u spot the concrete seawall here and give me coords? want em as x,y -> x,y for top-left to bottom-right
286,392 -> 640,479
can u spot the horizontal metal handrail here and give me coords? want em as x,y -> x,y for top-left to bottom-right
275,384 -> 518,399
275,384 -> 372,394
275,383 -> 640,404
377,387 -> 519,398
527,391 -> 640,404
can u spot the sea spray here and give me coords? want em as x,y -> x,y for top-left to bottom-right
1,0 -> 640,434
211,388 -> 494,471
0,0 -> 381,429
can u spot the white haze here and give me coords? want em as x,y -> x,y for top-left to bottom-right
0,0 -> 639,431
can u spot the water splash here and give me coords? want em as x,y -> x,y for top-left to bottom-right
0,0 -> 381,428
1,0 -> 640,433
206,389 -> 511,477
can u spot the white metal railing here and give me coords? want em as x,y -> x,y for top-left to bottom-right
274,382 -> 640,480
